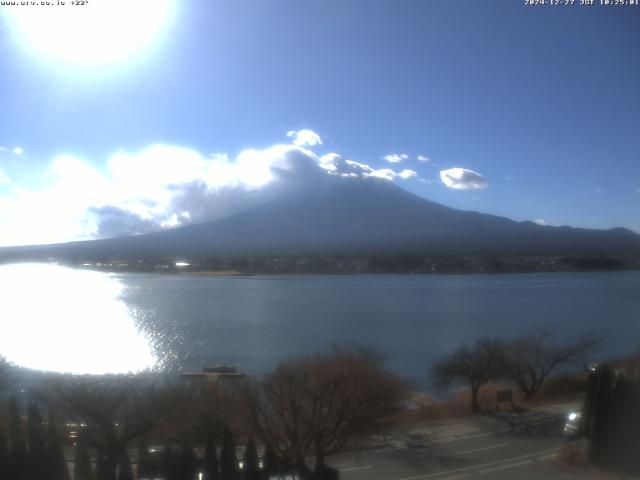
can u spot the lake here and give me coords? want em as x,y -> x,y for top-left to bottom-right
1,264 -> 639,388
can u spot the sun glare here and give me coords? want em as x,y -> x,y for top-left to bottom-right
0,263 -> 156,374
2,0 -> 174,64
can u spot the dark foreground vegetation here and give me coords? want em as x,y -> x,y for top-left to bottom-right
0,348 -> 409,480
1,331 -> 636,479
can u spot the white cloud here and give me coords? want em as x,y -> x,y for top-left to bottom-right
368,168 -> 398,181
319,153 -> 410,182
160,213 -> 182,229
319,153 -> 376,177
90,144 -> 330,237
345,160 -> 374,176
417,155 -> 430,162
383,153 -> 409,164
324,157 -> 417,182
535,218 -> 546,226
286,129 -> 322,147
440,168 -> 488,190
0,169 -> 9,184
318,153 -> 341,172
0,146 -> 8,152
398,169 -> 417,180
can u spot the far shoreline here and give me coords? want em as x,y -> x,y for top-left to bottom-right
2,253 -> 639,276
178,270 -> 245,277
36,265 -> 640,278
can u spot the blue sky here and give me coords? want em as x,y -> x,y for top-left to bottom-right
0,0 -> 639,246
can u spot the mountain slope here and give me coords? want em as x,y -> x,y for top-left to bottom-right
1,178 -> 639,260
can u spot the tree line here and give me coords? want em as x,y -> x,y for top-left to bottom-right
432,330 -> 598,413
0,399 -> 69,480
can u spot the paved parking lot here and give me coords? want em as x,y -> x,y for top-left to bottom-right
329,405 -> 587,480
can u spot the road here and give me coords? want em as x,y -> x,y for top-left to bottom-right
62,405 -> 588,480
328,408 -> 586,480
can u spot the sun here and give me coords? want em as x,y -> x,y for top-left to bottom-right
2,0 -> 175,64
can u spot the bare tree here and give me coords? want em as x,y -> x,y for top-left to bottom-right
241,347 -> 409,479
504,330 -> 598,400
432,338 -> 507,414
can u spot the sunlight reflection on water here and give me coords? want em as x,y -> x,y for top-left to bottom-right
0,263 -> 157,374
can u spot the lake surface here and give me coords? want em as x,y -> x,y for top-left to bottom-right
2,264 -> 639,387
121,270 -> 640,385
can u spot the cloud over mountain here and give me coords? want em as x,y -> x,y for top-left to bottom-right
0,132 -> 426,246
87,144 -> 334,240
440,167 -> 488,190
399,169 -> 418,179
286,129 -> 323,147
